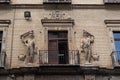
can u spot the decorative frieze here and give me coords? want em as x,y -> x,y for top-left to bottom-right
44,10 -> 71,20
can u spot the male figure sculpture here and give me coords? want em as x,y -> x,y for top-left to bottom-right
81,30 -> 94,63
20,31 -> 35,63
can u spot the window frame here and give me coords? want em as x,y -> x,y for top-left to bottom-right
113,31 -> 120,65
104,19 -> 120,67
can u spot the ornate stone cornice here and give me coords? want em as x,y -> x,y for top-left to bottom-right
105,20 -> 120,24
72,4 -> 105,9
11,4 -> 44,9
41,19 -> 74,26
1,65 -> 120,75
104,20 -> 120,27
0,20 -> 11,27
0,4 -> 106,9
0,20 -> 11,24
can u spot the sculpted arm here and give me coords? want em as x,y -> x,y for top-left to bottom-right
81,38 -> 85,52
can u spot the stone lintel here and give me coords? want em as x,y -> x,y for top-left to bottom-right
104,20 -> 120,24
41,19 -> 74,26
0,20 -> 11,25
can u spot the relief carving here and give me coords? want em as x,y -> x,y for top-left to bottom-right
81,30 -> 99,64
20,31 -> 37,63
18,54 -> 26,61
92,53 -> 99,64
50,10 -> 63,19
44,10 -> 71,20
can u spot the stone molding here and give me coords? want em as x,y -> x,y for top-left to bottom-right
105,20 -> 120,24
41,19 -> 74,26
0,20 -> 11,24
104,20 -> 120,27
72,4 -> 105,9
0,4 -> 105,9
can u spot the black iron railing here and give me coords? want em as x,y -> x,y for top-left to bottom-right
39,50 -> 80,64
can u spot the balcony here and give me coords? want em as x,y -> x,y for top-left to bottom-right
104,0 -> 120,4
111,51 -> 120,67
0,0 -> 10,4
39,50 -> 80,65
43,0 -> 71,4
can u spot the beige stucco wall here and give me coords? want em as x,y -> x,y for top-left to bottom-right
71,9 -> 120,68
0,2 -> 119,68
10,9 -> 45,67
72,9 -> 109,67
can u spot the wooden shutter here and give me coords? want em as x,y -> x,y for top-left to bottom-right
0,30 -> 7,67
48,40 -> 58,64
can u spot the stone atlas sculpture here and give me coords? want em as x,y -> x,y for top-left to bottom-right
81,30 -> 99,64
20,30 -> 36,63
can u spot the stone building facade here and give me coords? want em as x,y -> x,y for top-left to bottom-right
0,0 -> 120,80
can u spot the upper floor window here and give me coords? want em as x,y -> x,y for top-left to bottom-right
0,0 -> 10,4
113,31 -> 120,64
104,0 -> 120,4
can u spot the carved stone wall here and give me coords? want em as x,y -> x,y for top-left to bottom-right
36,75 -> 84,80
24,75 -> 34,80
85,75 -> 95,80
44,10 -> 71,20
